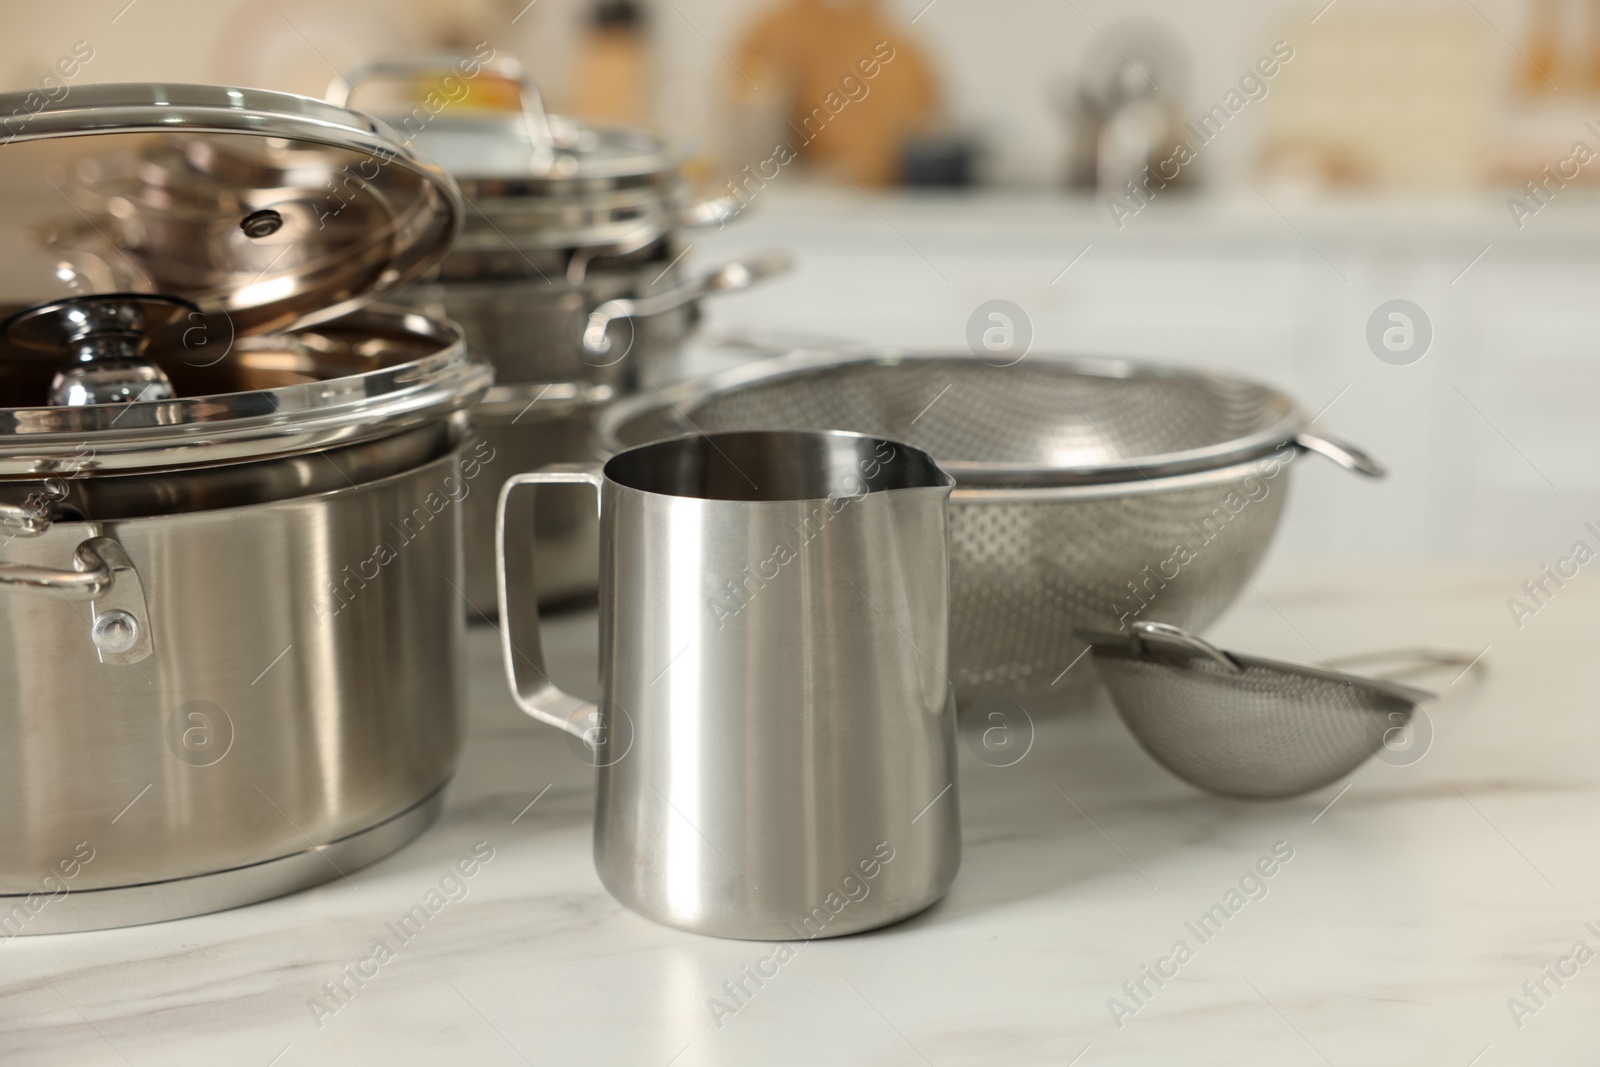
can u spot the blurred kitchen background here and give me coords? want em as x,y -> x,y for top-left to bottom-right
5,0 -> 1598,570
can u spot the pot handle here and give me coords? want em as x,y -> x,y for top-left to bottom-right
679,194 -> 743,229
1294,430 -> 1386,478
496,466 -> 604,743
325,54 -> 554,154
582,250 -> 793,355
0,544 -> 111,598
0,519 -> 156,665
0,503 -> 110,598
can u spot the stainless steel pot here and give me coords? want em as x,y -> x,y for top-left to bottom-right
328,56 -> 790,611
409,251 -> 787,610
0,85 -> 488,932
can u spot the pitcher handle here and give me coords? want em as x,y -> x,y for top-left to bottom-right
496,466 -> 604,741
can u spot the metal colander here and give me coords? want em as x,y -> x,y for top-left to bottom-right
598,350 -> 1383,704
1081,623 -> 1442,799
609,353 -> 1305,485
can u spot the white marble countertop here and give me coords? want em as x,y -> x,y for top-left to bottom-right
4,556 -> 1596,1066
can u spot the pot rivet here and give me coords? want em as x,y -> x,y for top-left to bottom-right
240,208 -> 284,238
92,609 -> 140,655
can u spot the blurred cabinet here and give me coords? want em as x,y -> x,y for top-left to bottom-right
692,188 -> 1600,566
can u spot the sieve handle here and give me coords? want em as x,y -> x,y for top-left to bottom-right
496,466 -> 603,742
1295,431 -> 1385,478
1321,648 -> 1485,684
1128,622 -> 1244,673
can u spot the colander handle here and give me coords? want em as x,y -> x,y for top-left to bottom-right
1295,431 -> 1385,478
496,466 -> 604,743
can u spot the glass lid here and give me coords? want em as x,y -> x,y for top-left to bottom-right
0,305 -> 489,476
0,82 -> 462,339
325,58 -> 677,191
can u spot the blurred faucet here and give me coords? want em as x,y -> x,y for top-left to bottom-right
1061,20 -> 1191,195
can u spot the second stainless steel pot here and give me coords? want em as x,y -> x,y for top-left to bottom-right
329,56 -> 790,611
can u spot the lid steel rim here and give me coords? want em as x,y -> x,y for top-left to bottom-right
0,82 -> 464,337
0,363 -> 492,475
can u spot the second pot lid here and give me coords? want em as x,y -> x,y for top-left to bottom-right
326,58 -> 682,254
0,82 -> 462,337
411,112 -> 676,189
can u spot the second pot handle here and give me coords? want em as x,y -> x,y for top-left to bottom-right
582,250 -> 793,355
326,54 -> 554,156
496,466 -> 604,742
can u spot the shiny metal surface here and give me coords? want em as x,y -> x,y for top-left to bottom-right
0,442 -> 471,910
582,252 -> 793,355
0,307 -> 488,475
403,265 -> 686,391
1082,623 -> 1441,799
0,83 -> 461,336
497,431 -> 960,939
327,54 -> 556,169
0,532 -> 111,597
599,351 -> 1384,703
326,54 -> 684,261
5,295 -> 191,406
3,783 -> 445,935
410,251 -> 786,611
461,384 -> 609,611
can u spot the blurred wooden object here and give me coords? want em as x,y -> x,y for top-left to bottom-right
1586,0 -> 1600,94
1520,0 -> 1563,96
1257,8 -> 1490,191
732,0 -> 937,185
572,1 -> 653,126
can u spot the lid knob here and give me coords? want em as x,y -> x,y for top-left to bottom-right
3,294 -> 195,406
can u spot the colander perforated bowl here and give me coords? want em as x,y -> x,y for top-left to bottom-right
598,350 -> 1383,704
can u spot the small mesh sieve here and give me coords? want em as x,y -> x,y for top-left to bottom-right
1080,622 -> 1462,799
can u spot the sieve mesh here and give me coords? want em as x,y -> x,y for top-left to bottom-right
615,358 -> 1295,475
1094,650 -> 1415,798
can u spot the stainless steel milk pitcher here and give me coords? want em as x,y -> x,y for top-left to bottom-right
497,430 -> 960,939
